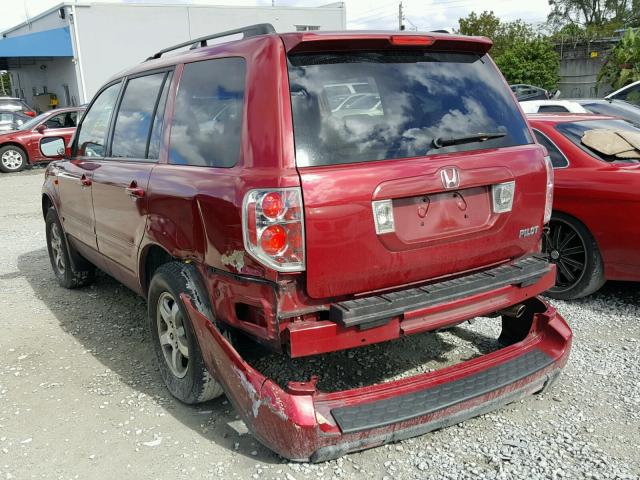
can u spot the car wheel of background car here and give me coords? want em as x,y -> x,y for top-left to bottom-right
0,145 -> 27,173
544,213 -> 605,300
45,208 -> 96,288
148,262 -> 225,404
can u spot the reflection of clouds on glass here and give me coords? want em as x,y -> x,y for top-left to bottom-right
168,58 -> 245,168
111,72 -> 165,159
290,52 -> 530,166
77,83 -> 120,157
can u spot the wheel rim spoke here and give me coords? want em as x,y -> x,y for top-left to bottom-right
562,256 -> 584,270
558,260 -> 576,283
558,231 -> 576,250
156,292 -> 188,378
562,245 -> 584,256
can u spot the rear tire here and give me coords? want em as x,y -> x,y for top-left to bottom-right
45,208 -> 96,288
0,145 -> 27,173
148,262 -> 224,404
543,213 -> 605,300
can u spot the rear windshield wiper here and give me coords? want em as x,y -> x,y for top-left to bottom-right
432,132 -> 506,149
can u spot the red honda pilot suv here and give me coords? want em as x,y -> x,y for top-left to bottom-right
40,25 -> 572,461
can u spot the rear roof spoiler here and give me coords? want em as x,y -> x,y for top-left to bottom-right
281,32 -> 492,55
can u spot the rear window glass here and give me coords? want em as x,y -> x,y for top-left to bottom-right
556,119 -> 640,163
288,51 -> 532,167
169,57 -> 245,168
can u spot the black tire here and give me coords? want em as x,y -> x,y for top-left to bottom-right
0,145 -> 27,173
45,208 -> 96,289
544,212 -> 605,300
148,262 -> 224,404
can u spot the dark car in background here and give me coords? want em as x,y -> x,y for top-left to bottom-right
576,99 -> 640,126
510,84 -> 550,101
0,97 -> 37,117
0,107 -> 83,173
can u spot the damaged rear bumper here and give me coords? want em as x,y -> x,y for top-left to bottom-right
185,295 -> 572,462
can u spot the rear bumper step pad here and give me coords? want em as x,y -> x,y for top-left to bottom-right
331,348 -> 553,434
330,255 -> 551,328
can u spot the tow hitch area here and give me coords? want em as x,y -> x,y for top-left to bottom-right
184,294 -> 572,462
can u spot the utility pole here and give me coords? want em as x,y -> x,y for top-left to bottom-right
398,2 -> 405,31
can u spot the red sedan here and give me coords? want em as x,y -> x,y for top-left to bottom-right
528,113 -> 640,299
0,107 -> 84,173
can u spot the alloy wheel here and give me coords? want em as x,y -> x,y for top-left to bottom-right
156,292 -> 189,378
50,223 -> 66,275
1,149 -> 24,170
543,218 -> 587,293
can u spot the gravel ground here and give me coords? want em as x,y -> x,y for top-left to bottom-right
0,168 -> 638,480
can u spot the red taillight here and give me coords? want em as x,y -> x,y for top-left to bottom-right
24,111 -> 36,117
261,192 -> 284,219
260,225 -> 287,255
390,35 -> 434,46
243,188 -> 305,272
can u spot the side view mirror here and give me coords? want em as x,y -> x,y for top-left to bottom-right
35,124 -> 47,133
40,136 -> 67,159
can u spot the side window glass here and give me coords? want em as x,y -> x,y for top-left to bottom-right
147,72 -> 173,160
169,58 -> 246,168
533,130 -> 568,168
76,83 -> 121,157
45,112 -> 77,129
111,72 -> 166,160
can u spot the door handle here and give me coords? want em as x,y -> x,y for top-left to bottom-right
126,181 -> 145,198
80,174 -> 92,187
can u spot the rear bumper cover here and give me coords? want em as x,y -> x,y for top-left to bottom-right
186,294 -> 572,462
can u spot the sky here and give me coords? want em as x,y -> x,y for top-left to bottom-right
0,0 -> 552,33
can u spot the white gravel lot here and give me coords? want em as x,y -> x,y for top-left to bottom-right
0,168 -> 638,479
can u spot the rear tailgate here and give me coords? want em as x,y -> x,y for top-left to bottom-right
286,36 -> 547,299
298,147 -> 546,298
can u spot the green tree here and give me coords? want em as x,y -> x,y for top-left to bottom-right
0,72 -> 11,96
597,28 -> 640,90
458,12 -> 559,89
495,39 -> 560,90
547,0 -> 640,30
458,11 -> 535,57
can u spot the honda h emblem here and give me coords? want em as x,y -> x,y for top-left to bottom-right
440,167 -> 460,190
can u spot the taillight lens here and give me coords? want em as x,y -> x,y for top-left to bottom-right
24,110 -> 36,117
543,155 -> 554,224
243,188 -> 305,272
491,181 -> 515,213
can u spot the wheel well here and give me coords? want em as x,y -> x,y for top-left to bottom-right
42,195 -> 53,219
0,142 -> 29,163
142,245 -> 174,294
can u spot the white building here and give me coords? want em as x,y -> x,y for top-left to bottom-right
0,2 -> 346,110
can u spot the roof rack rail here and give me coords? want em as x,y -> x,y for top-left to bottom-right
146,23 -> 276,61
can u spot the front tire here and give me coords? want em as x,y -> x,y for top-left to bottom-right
543,213 -> 605,300
45,208 -> 96,288
0,145 -> 27,173
148,262 -> 224,404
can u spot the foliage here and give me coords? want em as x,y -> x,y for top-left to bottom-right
458,11 -> 535,57
494,39 -> 560,90
0,72 -> 11,96
458,11 -> 559,89
547,0 -> 640,30
597,28 -> 640,90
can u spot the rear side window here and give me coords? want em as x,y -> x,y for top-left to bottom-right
612,84 -> 640,106
556,119 -> 640,163
288,51 -> 532,167
76,82 -> 121,157
533,129 -> 568,168
169,57 -> 245,168
111,72 -> 168,160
